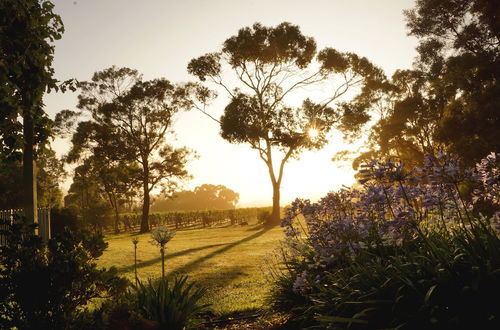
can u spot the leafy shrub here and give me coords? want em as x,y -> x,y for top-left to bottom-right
270,152 -> 500,329
133,275 -> 209,329
257,209 -> 271,224
0,217 -> 128,329
50,207 -> 81,236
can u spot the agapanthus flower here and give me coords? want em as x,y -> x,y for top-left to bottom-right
293,270 -> 310,294
150,226 -> 176,247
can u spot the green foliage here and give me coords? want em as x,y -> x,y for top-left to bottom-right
133,275 -> 209,329
0,0 -> 64,159
271,152 -> 500,328
65,153 -> 140,233
50,207 -> 81,236
272,218 -> 500,329
189,22 -> 385,224
318,220 -> 500,329
358,0 -> 500,167
65,66 -> 201,233
257,209 -> 271,224
0,0 -> 75,224
0,147 -> 65,209
0,217 -> 128,329
64,162 -> 114,232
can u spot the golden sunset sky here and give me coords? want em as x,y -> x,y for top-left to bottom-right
45,0 -> 418,207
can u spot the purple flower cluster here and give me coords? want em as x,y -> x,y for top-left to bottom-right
292,270 -> 310,294
474,152 -> 500,205
281,152 -> 500,278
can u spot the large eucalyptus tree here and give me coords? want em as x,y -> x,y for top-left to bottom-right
188,22 -> 385,224
68,67 -> 204,232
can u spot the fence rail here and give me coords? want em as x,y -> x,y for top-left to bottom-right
0,208 -> 51,245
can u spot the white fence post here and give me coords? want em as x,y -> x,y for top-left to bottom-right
0,208 -> 51,245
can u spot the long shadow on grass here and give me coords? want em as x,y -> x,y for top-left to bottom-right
171,226 -> 272,275
117,243 -> 228,273
188,264 -> 252,292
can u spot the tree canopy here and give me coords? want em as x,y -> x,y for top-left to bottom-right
0,0 -> 67,221
188,22 -> 385,224
66,66 -> 203,232
356,0 -> 500,168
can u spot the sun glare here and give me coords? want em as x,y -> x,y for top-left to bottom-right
308,128 -> 319,138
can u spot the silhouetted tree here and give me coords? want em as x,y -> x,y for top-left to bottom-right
69,67 -> 199,232
0,147 -> 65,209
352,69 -> 447,169
357,0 -> 500,167
194,184 -> 240,209
0,0 -> 67,222
188,22 -> 385,225
64,161 -> 112,232
66,118 -> 140,233
36,148 -> 66,208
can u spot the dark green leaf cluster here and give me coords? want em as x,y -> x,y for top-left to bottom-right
360,0 -> 500,168
66,66 -> 203,231
271,215 -> 500,328
187,53 -> 222,81
133,275 -> 209,329
0,0 -> 64,159
0,147 -> 65,209
0,217 -> 128,329
223,22 -> 316,69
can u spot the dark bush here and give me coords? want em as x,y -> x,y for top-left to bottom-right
0,217 -> 128,329
50,207 -> 81,236
133,275 -> 209,329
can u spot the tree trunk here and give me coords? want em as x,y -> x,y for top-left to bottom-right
113,205 -> 120,234
22,110 -> 38,228
140,162 -> 150,233
268,181 -> 281,226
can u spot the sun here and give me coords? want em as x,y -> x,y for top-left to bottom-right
308,128 -> 319,138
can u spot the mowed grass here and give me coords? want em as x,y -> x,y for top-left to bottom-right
97,223 -> 285,315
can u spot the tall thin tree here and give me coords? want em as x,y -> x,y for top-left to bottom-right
70,67 -> 203,232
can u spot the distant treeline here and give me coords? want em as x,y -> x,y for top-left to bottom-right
151,184 -> 240,212
118,206 -> 273,231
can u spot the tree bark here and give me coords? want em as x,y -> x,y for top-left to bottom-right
139,161 -> 150,233
22,109 -> 38,228
269,181 -> 281,226
113,204 -> 120,234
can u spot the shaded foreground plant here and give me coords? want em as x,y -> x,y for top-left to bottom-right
150,226 -> 176,280
132,237 -> 139,285
270,152 -> 500,329
0,217 -> 128,330
133,275 -> 210,330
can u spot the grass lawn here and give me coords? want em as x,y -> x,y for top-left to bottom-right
97,223 -> 285,315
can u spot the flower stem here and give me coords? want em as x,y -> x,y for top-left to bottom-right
160,245 -> 165,281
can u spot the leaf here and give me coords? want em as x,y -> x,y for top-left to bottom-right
316,315 -> 369,324
424,284 -> 437,305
